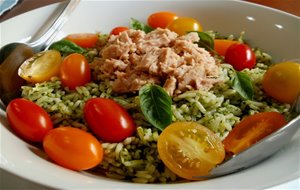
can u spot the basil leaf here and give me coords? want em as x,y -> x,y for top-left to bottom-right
130,18 -> 153,33
193,31 -> 215,52
48,39 -> 86,55
232,71 -> 254,100
139,84 -> 172,131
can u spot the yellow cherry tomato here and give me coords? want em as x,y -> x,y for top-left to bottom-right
262,61 -> 300,104
167,17 -> 203,36
18,50 -> 62,83
157,122 -> 225,180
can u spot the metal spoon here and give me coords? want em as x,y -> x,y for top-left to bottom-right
0,0 -> 79,106
194,94 -> 300,179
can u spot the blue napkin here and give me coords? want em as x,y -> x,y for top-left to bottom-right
0,0 -> 19,16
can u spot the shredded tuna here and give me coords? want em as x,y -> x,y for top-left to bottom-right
91,28 -> 222,96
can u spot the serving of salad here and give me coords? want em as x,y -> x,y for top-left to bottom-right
3,11 -> 300,183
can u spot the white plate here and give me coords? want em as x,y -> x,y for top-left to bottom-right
1,0 -> 300,189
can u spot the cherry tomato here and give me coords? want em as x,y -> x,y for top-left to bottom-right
157,122 -> 225,180
65,33 -> 98,48
110,26 -> 129,35
60,53 -> 91,90
223,112 -> 287,155
224,43 -> 256,71
147,12 -> 178,29
84,98 -> 136,143
43,127 -> 103,170
167,17 -> 203,36
262,62 -> 300,104
214,39 -> 239,56
18,50 -> 62,83
6,98 -> 53,142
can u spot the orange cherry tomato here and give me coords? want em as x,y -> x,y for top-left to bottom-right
223,112 -> 287,155
167,17 -> 203,36
157,122 -> 225,180
147,12 -> 178,29
214,39 -> 239,56
262,62 -> 300,104
43,127 -> 103,171
60,53 -> 91,90
110,26 -> 129,35
6,98 -> 53,142
65,33 -> 98,48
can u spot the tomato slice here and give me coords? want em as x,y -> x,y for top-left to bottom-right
65,33 -> 98,48
157,122 -> 225,180
18,50 -> 62,83
262,61 -> 300,104
147,12 -> 178,29
214,39 -> 239,56
110,26 -> 129,35
223,112 -> 287,155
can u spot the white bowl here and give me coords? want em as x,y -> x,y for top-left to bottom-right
1,0 -> 300,189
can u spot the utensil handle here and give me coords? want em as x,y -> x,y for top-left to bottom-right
29,0 -> 80,52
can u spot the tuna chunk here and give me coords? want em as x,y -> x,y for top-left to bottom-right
91,28 -> 222,96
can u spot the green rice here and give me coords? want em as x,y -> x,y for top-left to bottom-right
20,35 -> 291,183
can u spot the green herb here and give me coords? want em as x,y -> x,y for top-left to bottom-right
139,84 -> 172,131
232,71 -> 254,100
193,31 -> 216,53
130,18 -> 153,33
48,39 -> 86,55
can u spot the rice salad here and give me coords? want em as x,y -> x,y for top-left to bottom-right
16,14 -> 294,183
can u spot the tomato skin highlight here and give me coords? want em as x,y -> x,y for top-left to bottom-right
147,12 -> 178,29
223,112 -> 287,155
225,43 -> 256,71
43,127 -> 103,171
84,98 -> 136,143
167,17 -> 203,36
157,122 -> 225,180
6,98 -> 53,142
110,26 -> 129,35
60,53 -> 91,90
65,33 -> 98,48
214,39 -> 239,56
262,62 -> 300,104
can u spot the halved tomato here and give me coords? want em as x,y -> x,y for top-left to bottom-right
18,50 -> 62,83
157,122 -> 225,180
223,112 -> 287,155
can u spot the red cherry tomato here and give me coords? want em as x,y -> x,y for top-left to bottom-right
110,26 -> 129,35
223,112 -> 287,155
147,12 -> 178,29
60,53 -> 91,90
6,98 -> 53,142
225,43 -> 256,71
43,127 -> 103,170
84,98 -> 136,142
65,33 -> 98,48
